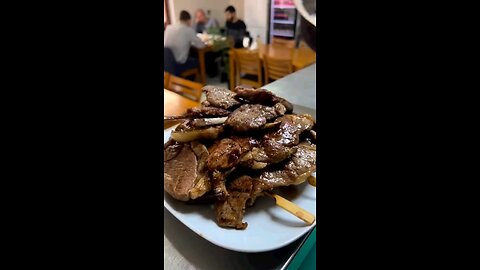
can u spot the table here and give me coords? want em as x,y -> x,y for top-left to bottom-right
194,46 -> 213,85
228,44 -> 316,91
163,89 -> 200,129
164,66 -> 317,269
194,35 -> 230,85
262,64 -> 316,111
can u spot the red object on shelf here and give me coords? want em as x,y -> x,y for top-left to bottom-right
274,0 -> 295,7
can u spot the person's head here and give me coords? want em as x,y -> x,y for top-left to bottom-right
179,10 -> 192,26
195,9 -> 207,24
225,6 -> 236,22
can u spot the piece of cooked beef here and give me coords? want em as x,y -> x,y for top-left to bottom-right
215,176 -> 254,230
171,121 -> 224,142
164,106 -> 231,120
215,192 -> 250,229
229,136 -> 259,153
232,85 -> 255,93
164,142 -> 211,201
205,136 -> 262,198
203,85 -> 241,110
185,106 -> 231,118
258,141 -> 316,188
234,87 -> 294,113
215,141 -> 316,228
225,103 -> 287,132
206,138 -> 242,171
250,114 -> 315,164
206,138 -> 247,198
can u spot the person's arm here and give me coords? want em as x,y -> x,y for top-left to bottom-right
189,29 -> 206,49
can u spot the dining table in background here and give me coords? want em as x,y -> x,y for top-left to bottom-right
163,88 -> 199,129
228,44 -> 316,91
193,46 -> 213,85
194,33 -> 230,85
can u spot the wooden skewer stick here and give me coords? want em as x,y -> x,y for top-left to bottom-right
266,193 -> 316,225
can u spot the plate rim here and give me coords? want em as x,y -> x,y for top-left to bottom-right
164,197 -> 315,253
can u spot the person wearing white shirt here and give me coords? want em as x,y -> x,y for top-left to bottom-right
164,10 -> 205,68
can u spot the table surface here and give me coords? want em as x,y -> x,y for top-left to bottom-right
164,89 -> 200,129
261,64 -> 316,111
164,65 -> 316,269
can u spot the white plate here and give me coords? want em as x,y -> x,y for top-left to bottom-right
163,107 -> 317,253
294,0 -> 316,27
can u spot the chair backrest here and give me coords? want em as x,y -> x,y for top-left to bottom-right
264,56 -> 293,83
234,49 -> 263,87
234,49 -> 262,77
298,40 -> 310,49
164,47 -> 178,75
166,75 -> 203,102
271,37 -> 296,48
164,71 -> 171,87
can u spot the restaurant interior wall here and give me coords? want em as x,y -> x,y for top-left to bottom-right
243,0 -> 268,43
168,0 -> 244,27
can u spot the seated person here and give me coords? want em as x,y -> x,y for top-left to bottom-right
224,5 -> 247,48
164,10 -> 205,73
193,9 -> 219,33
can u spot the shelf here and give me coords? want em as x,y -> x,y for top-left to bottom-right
272,31 -> 294,37
273,19 -> 295,24
273,6 -> 296,9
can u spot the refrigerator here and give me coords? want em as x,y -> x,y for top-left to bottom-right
268,0 -> 300,43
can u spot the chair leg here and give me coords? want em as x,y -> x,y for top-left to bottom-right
194,69 -> 200,82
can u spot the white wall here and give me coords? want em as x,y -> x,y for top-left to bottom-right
167,0 -> 267,43
228,0 -> 244,20
168,0 -> 230,26
243,0 -> 268,43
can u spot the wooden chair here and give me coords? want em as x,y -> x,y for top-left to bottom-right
298,40 -> 310,49
164,71 -> 170,87
164,47 -> 200,82
234,49 -> 263,88
263,56 -> 293,83
180,69 -> 200,82
166,75 -> 203,102
271,37 -> 296,48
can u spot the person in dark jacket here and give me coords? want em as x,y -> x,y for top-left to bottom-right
224,6 -> 247,48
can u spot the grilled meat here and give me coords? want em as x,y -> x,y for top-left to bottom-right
225,103 -> 287,132
207,138 -> 242,198
203,85 -> 241,110
250,114 -> 315,164
185,106 -> 231,118
215,176 -> 254,229
206,137 -> 258,198
258,141 -> 316,188
207,138 -> 242,171
235,87 -> 294,113
171,121 -> 224,142
216,141 -> 316,229
164,141 -> 211,201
